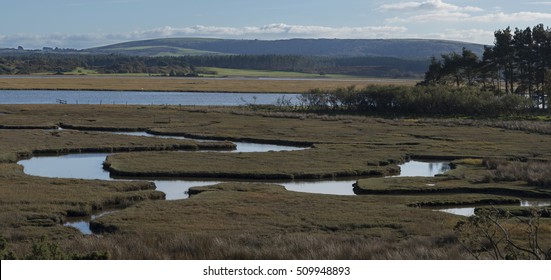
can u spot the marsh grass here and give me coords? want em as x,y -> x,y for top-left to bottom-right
84,182 -> 472,259
0,128 -> 234,163
104,144 -> 401,179
0,163 -> 165,244
2,104 -> 551,259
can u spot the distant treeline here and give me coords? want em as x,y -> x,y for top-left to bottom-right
0,52 -> 429,78
0,54 -> 196,76
421,24 -> 551,109
185,55 -> 429,78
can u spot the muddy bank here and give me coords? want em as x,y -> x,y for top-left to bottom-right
15,142 -> 236,162
408,198 -> 521,208
0,124 -> 58,130
59,123 -> 148,132
479,207 -> 551,218
146,129 -> 315,148
104,165 -> 394,180
353,184 -> 551,198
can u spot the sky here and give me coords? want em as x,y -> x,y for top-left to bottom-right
1,0 -> 551,49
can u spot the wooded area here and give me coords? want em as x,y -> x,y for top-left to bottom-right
421,24 -> 551,109
0,54 -> 196,76
0,53 -> 428,78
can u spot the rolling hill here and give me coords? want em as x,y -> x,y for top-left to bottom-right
86,38 -> 485,59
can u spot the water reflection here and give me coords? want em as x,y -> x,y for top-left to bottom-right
390,161 -> 451,177
64,211 -> 115,235
520,200 -> 551,207
19,153 -> 111,180
281,179 -> 357,196
154,180 -> 221,200
438,207 -> 476,217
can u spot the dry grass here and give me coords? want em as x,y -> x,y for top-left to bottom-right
484,159 -> 551,187
0,76 -> 416,93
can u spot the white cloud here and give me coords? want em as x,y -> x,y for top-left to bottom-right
387,11 -> 471,22
527,1 -> 551,4
0,24 -> 409,49
379,0 -> 482,12
387,11 -> 551,23
470,12 -> 551,23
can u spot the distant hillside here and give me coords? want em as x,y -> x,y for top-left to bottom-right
86,38 -> 485,59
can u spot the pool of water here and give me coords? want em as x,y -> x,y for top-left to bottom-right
0,90 -> 300,106
64,211 -> 115,235
390,161 -> 451,178
437,200 -> 551,217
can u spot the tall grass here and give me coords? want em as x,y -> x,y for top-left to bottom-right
484,159 -> 551,187
48,232 -> 470,260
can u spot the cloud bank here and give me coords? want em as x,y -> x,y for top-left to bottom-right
380,0 -> 551,23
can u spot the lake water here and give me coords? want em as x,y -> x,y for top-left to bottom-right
0,90 -> 300,106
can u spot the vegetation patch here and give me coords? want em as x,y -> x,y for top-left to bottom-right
104,144 -> 402,180
0,163 -> 164,243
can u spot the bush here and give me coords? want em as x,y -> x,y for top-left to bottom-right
299,85 -> 532,116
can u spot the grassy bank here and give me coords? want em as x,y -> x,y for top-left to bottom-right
104,144 -> 401,180
0,128 -> 234,163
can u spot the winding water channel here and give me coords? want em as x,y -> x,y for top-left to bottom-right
17,130 -> 455,234
18,130 -> 550,234
18,131 -> 452,199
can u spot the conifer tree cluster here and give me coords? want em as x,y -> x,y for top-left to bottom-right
421,24 -> 551,109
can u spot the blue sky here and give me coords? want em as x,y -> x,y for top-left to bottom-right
1,0 -> 551,49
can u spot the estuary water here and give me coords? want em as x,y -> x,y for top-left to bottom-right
0,90 -> 300,106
